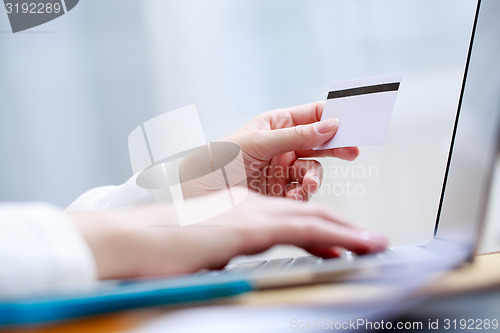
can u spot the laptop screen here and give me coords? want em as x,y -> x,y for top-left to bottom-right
434,0 -> 500,250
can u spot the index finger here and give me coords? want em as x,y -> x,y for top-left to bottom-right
296,146 -> 361,161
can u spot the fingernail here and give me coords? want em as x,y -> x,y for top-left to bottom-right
311,176 -> 321,194
295,193 -> 303,202
314,119 -> 339,134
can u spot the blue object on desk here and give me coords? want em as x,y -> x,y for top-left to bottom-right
0,273 -> 253,326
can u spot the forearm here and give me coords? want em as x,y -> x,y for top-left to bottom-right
66,210 -> 139,280
66,204 -> 182,280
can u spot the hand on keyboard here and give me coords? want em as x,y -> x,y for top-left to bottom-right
69,190 -> 388,280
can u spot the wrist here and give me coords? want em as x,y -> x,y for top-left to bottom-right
66,210 -> 140,280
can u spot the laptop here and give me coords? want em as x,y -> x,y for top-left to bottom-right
1,0 -> 499,326
221,0 -> 500,287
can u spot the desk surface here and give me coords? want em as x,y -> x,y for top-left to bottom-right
10,252 -> 500,333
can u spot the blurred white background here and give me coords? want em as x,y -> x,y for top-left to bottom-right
0,0 -> 498,251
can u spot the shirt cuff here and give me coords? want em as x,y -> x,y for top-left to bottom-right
0,203 -> 97,299
68,160 -> 180,210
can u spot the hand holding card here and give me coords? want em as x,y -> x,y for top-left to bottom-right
314,73 -> 402,150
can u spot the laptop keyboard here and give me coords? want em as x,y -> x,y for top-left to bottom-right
223,249 -> 400,274
225,256 -> 323,273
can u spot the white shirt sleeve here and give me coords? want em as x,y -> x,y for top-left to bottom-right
68,175 -> 173,210
0,203 -> 97,299
68,161 -> 180,210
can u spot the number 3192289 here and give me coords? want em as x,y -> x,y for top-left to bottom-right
5,2 -> 62,14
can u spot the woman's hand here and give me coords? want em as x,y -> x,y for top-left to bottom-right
222,101 -> 360,202
178,102 -> 360,202
68,190 -> 387,280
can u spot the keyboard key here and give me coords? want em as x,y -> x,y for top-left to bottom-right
225,260 -> 267,272
257,258 -> 293,271
288,256 -> 323,269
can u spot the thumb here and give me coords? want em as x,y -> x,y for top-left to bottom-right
262,119 -> 339,157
